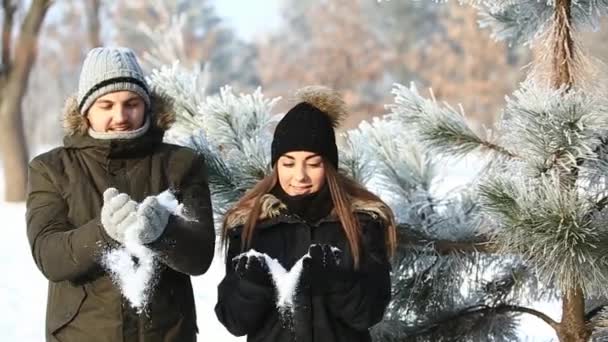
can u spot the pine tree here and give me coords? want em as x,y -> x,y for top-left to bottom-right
380,0 -> 608,341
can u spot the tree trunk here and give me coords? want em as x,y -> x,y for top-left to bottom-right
86,0 -> 101,47
548,1 -> 591,341
0,0 -> 51,201
1,0 -> 15,69
557,287 -> 590,342
0,96 -> 29,201
552,0 -> 574,89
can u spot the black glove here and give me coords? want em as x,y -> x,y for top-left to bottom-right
232,253 -> 272,286
301,244 -> 344,292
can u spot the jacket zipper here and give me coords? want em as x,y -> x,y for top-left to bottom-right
307,222 -> 315,342
138,314 -> 144,342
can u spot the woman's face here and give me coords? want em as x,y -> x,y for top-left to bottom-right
277,151 -> 326,196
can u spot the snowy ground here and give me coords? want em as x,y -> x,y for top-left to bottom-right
0,172 -> 241,341
0,154 -> 558,341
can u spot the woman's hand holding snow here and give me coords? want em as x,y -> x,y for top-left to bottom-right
101,188 -> 139,244
302,244 -> 344,292
232,253 -> 272,286
133,196 -> 171,244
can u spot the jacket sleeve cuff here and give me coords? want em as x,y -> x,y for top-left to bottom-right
215,273 -> 275,336
68,217 -> 116,275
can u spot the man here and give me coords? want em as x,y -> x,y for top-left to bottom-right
26,47 -> 215,342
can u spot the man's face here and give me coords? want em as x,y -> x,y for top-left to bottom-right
87,91 -> 146,132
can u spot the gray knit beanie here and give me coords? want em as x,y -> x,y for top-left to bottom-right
77,47 -> 151,115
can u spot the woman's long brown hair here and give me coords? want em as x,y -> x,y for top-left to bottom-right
221,159 -> 397,268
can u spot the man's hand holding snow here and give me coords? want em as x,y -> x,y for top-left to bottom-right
101,191 -> 176,312
232,253 -> 272,286
134,196 -> 171,244
101,188 -> 138,244
101,189 -> 171,245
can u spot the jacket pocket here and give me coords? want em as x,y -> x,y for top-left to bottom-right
47,282 -> 87,335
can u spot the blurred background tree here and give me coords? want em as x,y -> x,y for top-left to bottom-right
0,0 -> 52,201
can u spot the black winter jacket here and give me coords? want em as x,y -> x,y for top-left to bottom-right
215,194 -> 391,342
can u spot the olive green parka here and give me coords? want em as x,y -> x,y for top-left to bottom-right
26,93 -> 215,342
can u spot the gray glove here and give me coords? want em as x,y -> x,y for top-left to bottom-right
133,196 -> 171,244
100,188 -> 138,244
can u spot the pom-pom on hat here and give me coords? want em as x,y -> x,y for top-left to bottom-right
271,86 -> 347,168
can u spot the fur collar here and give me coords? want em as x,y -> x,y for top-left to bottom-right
224,193 -> 390,230
62,91 -> 176,136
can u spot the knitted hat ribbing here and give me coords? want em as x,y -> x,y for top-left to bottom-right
271,86 -> 347,168
77,47 -> 150,115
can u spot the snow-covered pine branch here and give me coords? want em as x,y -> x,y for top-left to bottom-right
200,87 -> 280,156
479,0 -> 608,46
147,62 -> 281,215
339,129 -> 375,185
355,106 -> 525,339
500,81 -> 608,177
480,171 -> 608,296
347,117 -> 438,227
388,83 -> 515,159
478,1 -> 553,46
199,87 -> 281,203
147,61 -> 209,135
137,13 -> 189,69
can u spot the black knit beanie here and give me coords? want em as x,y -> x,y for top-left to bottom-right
271,86 -> 346,168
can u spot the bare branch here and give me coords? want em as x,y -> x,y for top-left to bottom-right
479,139 -> 518,159
496,304 -> 559,330
85,0 -> 101,47
404,236 -> 498,255
5,0 -> 50,100
398,226 -> 498,255
1,0 -> 16,72
406,304 -> 559,337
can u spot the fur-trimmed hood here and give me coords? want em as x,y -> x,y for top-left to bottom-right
62,91 -> 176,136
224,193 -> 391,230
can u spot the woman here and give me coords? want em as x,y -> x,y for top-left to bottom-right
214,86 -> 397,342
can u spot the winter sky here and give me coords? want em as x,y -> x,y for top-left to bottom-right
213,0 -> 282,41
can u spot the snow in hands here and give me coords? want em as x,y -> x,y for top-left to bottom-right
235,246 -> 343,314
103,189 -> 185,313
103,238 -> 156,313
233,249 -> 303,313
